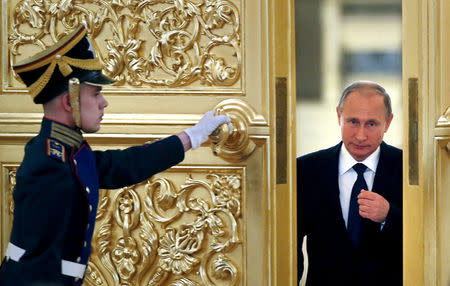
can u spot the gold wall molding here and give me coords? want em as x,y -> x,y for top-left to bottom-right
8,0 -> 242,90
437,106 -> 450,127
0,110 -> 268,146
404,1 -> 450,284
0,112 -> 267,126
435,137 -> 450,286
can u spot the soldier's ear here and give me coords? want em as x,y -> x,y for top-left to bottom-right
61,92 -> 72,113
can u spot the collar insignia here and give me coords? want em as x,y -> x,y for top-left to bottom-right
47,139 -> 66,162
50,121 -> 82,148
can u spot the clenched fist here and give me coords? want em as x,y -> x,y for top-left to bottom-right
358,190 -> 390,223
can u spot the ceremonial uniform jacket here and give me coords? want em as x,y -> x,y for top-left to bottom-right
0,118 -> 184,286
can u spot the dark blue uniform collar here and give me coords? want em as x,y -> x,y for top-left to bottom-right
41,117 -> 83,148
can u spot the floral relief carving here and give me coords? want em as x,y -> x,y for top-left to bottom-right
4,166 -> 243,285
9,0 -> 242,88
212,254 -> 237,282
88,171 -> 242,286
158,225 -> 202,274
170,277 -> 200,286
7,168 -> 18,215
85,262 -> 108,285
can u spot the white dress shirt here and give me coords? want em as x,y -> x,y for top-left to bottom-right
338,144 -> 380,228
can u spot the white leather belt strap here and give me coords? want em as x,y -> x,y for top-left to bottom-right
5,242 -> 25,261
5,242 -> 86,279
61,260 -> 86,279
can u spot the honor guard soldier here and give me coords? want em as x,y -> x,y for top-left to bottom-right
0,25 -> 230,286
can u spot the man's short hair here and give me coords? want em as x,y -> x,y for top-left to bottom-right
337,81 -> 392,120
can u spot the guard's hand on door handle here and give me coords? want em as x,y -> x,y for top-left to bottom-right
208,100 -> 257,162
209,108 -> 234,156
184,110 -> 232,149
185,100 -> 258,162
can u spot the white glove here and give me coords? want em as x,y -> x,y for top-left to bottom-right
185,110 -> 231,149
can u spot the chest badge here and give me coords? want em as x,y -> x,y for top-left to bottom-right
47,139 -> 66,162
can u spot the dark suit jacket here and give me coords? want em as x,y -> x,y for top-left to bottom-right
297,141 -> 402,286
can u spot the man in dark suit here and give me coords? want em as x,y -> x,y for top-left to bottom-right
0,25 -> 230,286
297,81 -> 402,286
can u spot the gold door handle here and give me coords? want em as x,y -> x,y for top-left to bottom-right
209,108 -> 231,157
208,100 -> 257,162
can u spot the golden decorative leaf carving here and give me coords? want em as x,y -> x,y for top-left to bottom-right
90,170 -> 242,285
212,254 -> 237,281
5,167 -> 243,285
170,277 -> 200,286
8,168 -> 17,215
85,262 -> 108,285
158,225 -> 202,275
6,166 -> 18,216
9,0 -> 242,88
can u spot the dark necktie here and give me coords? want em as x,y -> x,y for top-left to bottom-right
348,163 -> 368,248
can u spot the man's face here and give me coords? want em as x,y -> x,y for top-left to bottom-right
80,83 -> 108,133
337,90 -> 393,161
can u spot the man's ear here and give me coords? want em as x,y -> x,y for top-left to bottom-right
61,92 -> 72,112
336,107 -> 342,126
384,113 -> 394,132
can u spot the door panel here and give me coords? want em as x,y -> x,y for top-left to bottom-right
0,0 -> 296,285
403,0 -> 450,285
436,139 -> 450,286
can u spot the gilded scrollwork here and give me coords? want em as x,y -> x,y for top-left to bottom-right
199,251 -> 238,285
170,277 -> 200,286
88,171 -> 242,286
84,262 -> 108,285
9,0 -> 242,88
212,254 -> 237,281
4,166 -> 243,285
210,174 -> 241,217
96,187 -> 159,284
7,168 -> 18,215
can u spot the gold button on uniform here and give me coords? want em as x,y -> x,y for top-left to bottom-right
85,187 -> 90,194
76,257 -> 81,262
84,241 -> 87,247
89,205 -> 92,212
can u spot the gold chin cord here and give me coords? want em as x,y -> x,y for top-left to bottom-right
68,78 -> 81,129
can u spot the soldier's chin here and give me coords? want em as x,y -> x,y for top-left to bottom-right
82,125 -> 100,133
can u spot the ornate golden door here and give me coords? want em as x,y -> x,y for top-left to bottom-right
0,0 -> 296,285
403,0 -> 450,285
